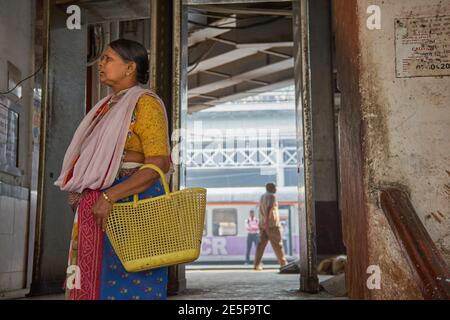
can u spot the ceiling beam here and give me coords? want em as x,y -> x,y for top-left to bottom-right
189,41 -> 292,74
188,78 -> 294,112
209,36 -> 292,49
189,58 -> 294,97
186,4 -> 292,16
190,47 -> 257,74
185,0 -> 292,4
188,17 -> 237,47
260,49 -> 292,59
234,41 -> 292,49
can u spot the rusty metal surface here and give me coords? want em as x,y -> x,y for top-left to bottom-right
27,0 -> 46,291
172,0 -> 184,195
380,187 -> 450,300
33,0 -> 50,292
150,0 -> 187,295
332,0 -> 370,299
185,0 -> 291,6
293,0 -> 319,293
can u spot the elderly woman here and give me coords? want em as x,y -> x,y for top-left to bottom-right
55,39 -> 173,300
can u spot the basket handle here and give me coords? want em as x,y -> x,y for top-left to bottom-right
132,163 -> 171,207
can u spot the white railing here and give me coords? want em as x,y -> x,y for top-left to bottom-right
186,146 -> 299,169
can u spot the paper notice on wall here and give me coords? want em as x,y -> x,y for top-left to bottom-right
395,15 -> 450,78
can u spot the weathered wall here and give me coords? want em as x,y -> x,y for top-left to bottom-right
352,0 -> 449,299
333,0 -> 371,299
0,0 -> 34,297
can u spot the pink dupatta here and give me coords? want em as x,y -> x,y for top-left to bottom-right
54,85 -> 168,193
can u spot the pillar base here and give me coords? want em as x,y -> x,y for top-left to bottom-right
300,274 -> 320,293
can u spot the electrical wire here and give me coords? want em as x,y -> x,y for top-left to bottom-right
0,65 -> 43,96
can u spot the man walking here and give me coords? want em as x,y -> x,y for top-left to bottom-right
245,210 -> 259,264
254,183 -> 288,270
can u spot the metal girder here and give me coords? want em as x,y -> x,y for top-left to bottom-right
210,16 -> 292,44
188,78 -> 294,112
294,0 -> 319,294
193,71 -> 269,90
185,0 -> 292,4
189,58 -> 294,97
188,17 -> 237,47
261,49 -> 292,59
210,36 -> 293,49
234,41 -> 292,49
189,41 -> 292,74
187,4 -> 292,16
190,47 -> 254,73
201,69 -> 269,85
185,1 -> 295,111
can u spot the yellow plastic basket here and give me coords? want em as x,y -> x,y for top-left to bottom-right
106,163 -> 206,273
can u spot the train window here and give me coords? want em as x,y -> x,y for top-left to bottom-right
212,208 -> 237,236
203,212 -> 207,236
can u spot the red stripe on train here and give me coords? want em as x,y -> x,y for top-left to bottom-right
206,201 -> 303,205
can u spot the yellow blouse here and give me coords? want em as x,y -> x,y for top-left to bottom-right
124,95 -> 170,157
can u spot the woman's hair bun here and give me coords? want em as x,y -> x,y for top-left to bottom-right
138,71 -> 149,84
109,39 -> 149,84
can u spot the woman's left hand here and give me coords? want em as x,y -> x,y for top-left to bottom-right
92,194 -> 113,231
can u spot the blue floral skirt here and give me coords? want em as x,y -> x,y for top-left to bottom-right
99,176 -> 168,300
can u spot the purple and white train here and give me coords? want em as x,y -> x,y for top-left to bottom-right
196,187 -> 302,263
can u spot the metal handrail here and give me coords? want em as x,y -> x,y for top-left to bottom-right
380,187 -> 450,299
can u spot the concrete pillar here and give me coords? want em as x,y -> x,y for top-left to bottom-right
32,1 -> 87,294
150,0 -> 187,295
293,0 -> 344,293
308,0 -> 343,257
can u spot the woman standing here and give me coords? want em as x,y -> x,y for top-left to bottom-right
55,39 -> 173,300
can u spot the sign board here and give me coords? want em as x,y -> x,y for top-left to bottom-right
395,15 -> 450,78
